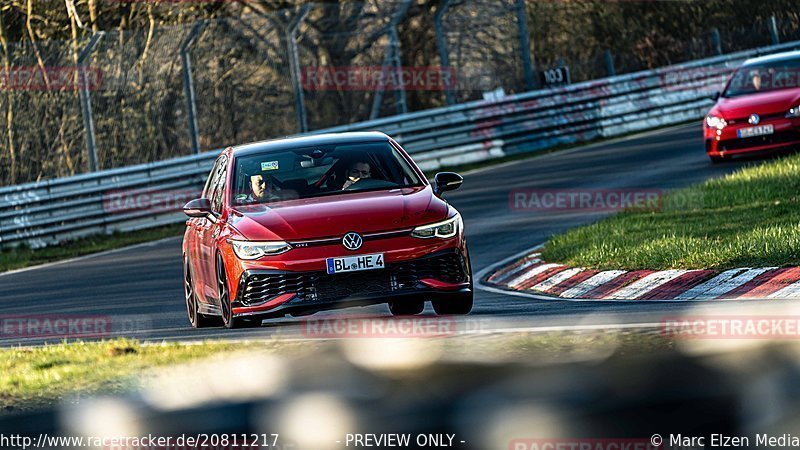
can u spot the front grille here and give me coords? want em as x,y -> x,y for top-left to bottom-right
239,252 -> 468,305
726,112 -> 787,125
719,130 -> 800,151
241,273 -> 316,305
314,270 -> 393,301
395,253 -> 468,285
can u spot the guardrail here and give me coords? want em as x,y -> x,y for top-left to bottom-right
3,39 -> 800,249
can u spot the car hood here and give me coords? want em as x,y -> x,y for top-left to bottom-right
713,88 -> 800,118
228,186 -> 448,241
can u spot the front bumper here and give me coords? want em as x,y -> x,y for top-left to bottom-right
231,249 -> 471,318
705,117 -> 800,157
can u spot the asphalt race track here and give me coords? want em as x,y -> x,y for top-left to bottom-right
4,123 -> 799,346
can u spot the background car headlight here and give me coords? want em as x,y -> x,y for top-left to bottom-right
787,105 -> 800,118
705,115 -> 727,130
411,214 -> 461,239
229,240 -> 291,259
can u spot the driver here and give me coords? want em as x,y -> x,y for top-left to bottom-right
341,160 -> 371,190
237,170 -> 281,203
751,70 -> 762,91
250,173 -> 270,200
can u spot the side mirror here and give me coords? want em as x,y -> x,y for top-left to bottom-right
183,198 -> 212,218
711,91 -> 720,101
433,172 -> 463,196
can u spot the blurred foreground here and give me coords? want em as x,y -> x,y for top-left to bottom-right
3,324 -> 800,449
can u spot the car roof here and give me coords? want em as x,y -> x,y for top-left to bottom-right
231,132 -> 391,157
743,50 -> 800,67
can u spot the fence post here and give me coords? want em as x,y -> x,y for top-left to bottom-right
287,5 -> 311,133
180,22 -> 206,155
603,49 -> 615,77
558,56 -> 571,84
435,0 -> 455,106
515,0 -> 536,90
370,0 -> 413,120
78,33 -> 104,173
769,16 -> 780,45
710,28 -> 722,55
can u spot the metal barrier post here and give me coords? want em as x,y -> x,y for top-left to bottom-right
435,0 -> 455,106
180,22 -> 206,155
559,57 -> 571,84
711,28 -> 722,55
78,33 -> 104,172
515,0 -> 536,90
769,16 -> 780,45
287,5 -> 311,133
604,49 -> 615,77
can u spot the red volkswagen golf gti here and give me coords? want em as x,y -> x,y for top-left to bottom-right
182,132 -> 473,328
704,50 -> 800,162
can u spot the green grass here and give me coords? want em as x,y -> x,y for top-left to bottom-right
0,224 -> 185,273
0,339 -> 311,413
542,153 -> 800,270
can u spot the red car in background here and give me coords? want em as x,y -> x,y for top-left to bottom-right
704,50 -> 800,162
182,132 -> 473,329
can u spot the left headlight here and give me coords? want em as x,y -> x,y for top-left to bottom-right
705,114 -> 727,130
229,239 -> 292,259
411,214 -> 461,239
787,105 -> 800,118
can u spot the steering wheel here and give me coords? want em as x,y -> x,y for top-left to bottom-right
342,178 -> 399,191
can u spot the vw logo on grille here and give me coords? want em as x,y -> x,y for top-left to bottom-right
748,113 -> 760,125
342,232 -> 363,251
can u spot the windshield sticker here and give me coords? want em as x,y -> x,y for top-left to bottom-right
261,161 -> 279,171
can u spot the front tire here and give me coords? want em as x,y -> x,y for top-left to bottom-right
217,254 -> 243,329
432,292 -> 473,315
184,258 -> 218,328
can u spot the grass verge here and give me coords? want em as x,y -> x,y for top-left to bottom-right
542,152 -> 800,270
0,224 -> 185,273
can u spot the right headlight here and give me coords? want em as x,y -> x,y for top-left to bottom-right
229,239 -> 292,259
705,115 -> 727,130
411,214 -> 461,239
786,105 -> 800,118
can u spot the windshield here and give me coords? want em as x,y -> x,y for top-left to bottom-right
723,58 -> 800,97
231,141 -> 423,206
